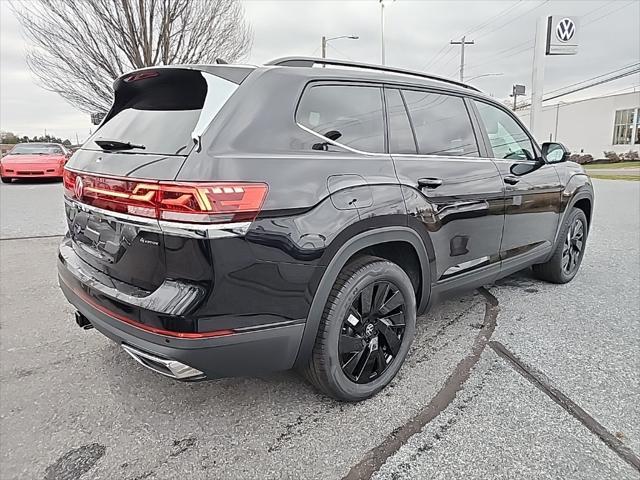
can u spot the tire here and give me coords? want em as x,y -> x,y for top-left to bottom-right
533,208 -> 588,284
303,255 -> 416,402
1,176 -> 11,184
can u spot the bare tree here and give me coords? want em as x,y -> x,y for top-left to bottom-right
11,0 -> 252,113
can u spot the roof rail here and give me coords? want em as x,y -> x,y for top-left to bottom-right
265,56 -> 480,92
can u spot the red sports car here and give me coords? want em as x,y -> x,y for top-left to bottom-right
0,143 -> 71,183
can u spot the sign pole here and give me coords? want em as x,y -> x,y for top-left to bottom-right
530,16 -> 546,138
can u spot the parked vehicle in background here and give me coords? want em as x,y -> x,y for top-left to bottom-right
0,143 -> 71,182
57,58 -> 594,402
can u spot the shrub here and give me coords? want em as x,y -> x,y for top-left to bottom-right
603,151 -> 620,162
621,150 -> 639,161
569,153 -> 594,164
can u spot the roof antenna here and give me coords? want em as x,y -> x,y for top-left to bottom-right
215,58 -> 228,64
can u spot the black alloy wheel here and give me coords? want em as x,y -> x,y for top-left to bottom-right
303,255 -> 417,402
533,207 -> 588,284
339,280 -> 406,384
562,216 -> 584,275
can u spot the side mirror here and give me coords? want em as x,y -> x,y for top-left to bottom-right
541,142 -> 569,163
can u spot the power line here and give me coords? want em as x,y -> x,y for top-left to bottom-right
466,0 -> 634,74
423,0 -> 524,71
423,44 -> 453,71
462,0 -> 524,37
582,0 -> 637,27
544,63 -> 640,95
544,67 -> 640,102
326,44 -> 355,62
517,66 -> 640,108
473,0 -> 550,41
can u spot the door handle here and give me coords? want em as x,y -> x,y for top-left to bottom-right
503,175 -> 520,185
418,177 -> 443,189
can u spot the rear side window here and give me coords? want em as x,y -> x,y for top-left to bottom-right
86,70 -> 238,156
386,89 -> 417,154
473,100 -> 535,160
296,84 -> 385,153
402,90 -> 479,157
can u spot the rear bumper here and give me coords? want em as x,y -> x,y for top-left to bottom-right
60,277 -> 305,378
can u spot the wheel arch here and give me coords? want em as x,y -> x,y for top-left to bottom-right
293,226 -> 431,368
551,182 -> 594,252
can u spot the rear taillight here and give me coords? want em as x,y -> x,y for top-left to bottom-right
63,169 -> 268,224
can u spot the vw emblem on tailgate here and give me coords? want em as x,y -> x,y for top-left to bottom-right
74,176 -> 84,200
556,18 -> 575,42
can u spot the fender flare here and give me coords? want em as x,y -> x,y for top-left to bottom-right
293,226 -> 431,367
548,182 -> 594,258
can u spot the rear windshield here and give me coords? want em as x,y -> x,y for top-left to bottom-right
10,144 -> 65,155
84,69 -> 238,156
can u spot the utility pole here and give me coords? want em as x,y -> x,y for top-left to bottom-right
321,36 -> 326,59
379,0 -> 394,65
380,0 -> 386,65
450,36 -> 474,82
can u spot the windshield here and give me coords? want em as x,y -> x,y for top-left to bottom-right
84,70 -> 238,156
10,144 -> 65,155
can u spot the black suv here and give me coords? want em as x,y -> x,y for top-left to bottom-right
58,57 -> 593,401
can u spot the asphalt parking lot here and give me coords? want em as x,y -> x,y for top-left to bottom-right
0,178 -> 638,480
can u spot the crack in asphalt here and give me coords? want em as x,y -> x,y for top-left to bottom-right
489,340 -> 640,474
343,287 -> 499,480
0,233 -> 64,241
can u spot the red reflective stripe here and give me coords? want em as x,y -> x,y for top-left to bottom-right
64,277 -> 235,339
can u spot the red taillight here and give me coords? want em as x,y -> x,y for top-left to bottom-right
63,169 -> 268,224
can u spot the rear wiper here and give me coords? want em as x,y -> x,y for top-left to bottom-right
95,139 -> 146,151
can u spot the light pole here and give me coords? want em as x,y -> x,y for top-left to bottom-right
379,0 -> 395,65
321,35 -> 359,59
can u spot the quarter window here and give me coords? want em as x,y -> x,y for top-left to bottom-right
402,90 -> 479,157
473,100 -> 535,160
386,89 -> 417,154
612,108 -> 639,145
296,84 -> 385,153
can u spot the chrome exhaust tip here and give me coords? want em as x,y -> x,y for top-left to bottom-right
121,344 -> 205,380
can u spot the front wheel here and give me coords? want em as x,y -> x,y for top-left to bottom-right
533,208 -> 588,283
303,255 -> 416,402
1,176 -> 11,184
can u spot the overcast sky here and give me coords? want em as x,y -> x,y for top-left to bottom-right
1,0 -> 639,142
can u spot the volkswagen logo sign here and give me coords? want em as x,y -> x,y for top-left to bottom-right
556,18 -> 575,42
74,176 -> 84,200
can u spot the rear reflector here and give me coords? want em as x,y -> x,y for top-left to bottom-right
63,169 -> 268,224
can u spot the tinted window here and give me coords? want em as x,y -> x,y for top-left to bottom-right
402,90 -> 479,156
473,100 -> 535,160
86,70 -> 237,156
297,85 -> 385,153
386,89 -> 417,154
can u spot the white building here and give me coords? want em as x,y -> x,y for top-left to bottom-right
516,91 -> 640,158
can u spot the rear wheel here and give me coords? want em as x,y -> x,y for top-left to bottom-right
533,208 -> 588,283
304,255 -> 416,402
